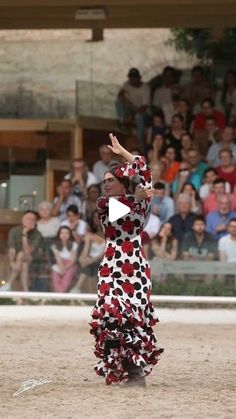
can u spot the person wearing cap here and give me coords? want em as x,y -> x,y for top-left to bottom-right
116,67 -> 150,150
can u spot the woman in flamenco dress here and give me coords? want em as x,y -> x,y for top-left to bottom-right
90,133 -> 164,386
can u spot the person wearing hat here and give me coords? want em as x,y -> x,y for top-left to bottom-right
116,67 -> 150,151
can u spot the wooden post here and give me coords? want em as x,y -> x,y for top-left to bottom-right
73,125 -> 83,158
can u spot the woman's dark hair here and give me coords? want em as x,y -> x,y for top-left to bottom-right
171,113 -> 184,123
66,204 -> 79,215
55,226 -> 74,251
105,165 -> 131,193
88,209 -> 101,233
87,183 -> 101,195
222,70 -> 236,105
180,182 -> 200,200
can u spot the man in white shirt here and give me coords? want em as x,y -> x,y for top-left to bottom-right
218,218 -> 236,262
116,67 -> 150,150
207,126 -> 236,167
152,66 -> 180,113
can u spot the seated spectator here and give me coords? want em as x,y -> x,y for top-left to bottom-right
150,160 -> 166,184
180,132 -> 193,162
200,167 -> 230,200
52,179 -> 82,221
152,66 -> 180,114
218,218 -> 236,262
51,226 -> 78,293
171,161 -> 191,196
60,204 -> 88,244
193,115 -> 222,156
206,194 -> 236,239
0,211 -> 43,292
176,98 -> 193,131
185,147 -> 208,189
181,65 -> 211,109
116,67 -> 150,150
193,98 -> 226,132
166,113 -> 186,161
151,182 -> 174,225
81,184 -> 101,222
181,215 -> 217,260
221,70 -> 236,124
168,193 -> 196,243
65,158 -> 97,201
146,112 -> 167,145
162,146 -> 180,183
207,126 -> 236,167
180,182 -> 202,214
150,222 -> 178,261
203,178 -> 233,215
70,210 -> 105,293
216,148 -> 236,191
142,213 -> 161,242
37,201 -> 60,249
93,145 -> 118,184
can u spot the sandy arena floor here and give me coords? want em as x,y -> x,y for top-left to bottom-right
1,309 -> 236,419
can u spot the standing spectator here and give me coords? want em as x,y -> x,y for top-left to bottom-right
162,146 -> 180,183
221,70 -> 236,123
152,66 -> 179,112
168,193 -> 196,243
166,113 -> 186,161
181,65 -> 210,109
206,194 -> 236,239
193,115 -> 222,156
65,158 -> 97,201
0,211 -> 43,292
199,168 -> 230,200
37,201 -> 60,248
51,226 -> 78,293
207,126 -> 236,167
81,184 -> 101,222
51,179 -> 82,221
151,182 -> 175,225
93,145 -> 118,184
116,67 -> 150,149
216,148 -> 236,191
218,218 -> 236,262
181,215 -> 217,260
185,148 -> 208,189
193,98 -> 226,132
60,204 -> 88,244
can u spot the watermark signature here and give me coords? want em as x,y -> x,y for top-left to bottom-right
13,378 -> 52,397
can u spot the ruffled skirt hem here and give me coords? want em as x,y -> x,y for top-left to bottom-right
90,295 -> 164,385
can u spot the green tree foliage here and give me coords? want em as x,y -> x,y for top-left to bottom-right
170,28 -> 236,63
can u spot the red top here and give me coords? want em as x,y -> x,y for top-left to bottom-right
216,166 -> 236,191
193,110 -> 226,131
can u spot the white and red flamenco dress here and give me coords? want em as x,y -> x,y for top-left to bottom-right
90,155 -> 164,385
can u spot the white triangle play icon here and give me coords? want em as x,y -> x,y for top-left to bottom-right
108,197 -> 130,222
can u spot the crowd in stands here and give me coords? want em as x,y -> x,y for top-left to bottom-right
1,64 -> 236,293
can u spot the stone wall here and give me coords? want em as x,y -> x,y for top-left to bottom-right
0,29 -> 196,118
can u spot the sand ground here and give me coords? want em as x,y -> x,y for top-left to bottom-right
1,317 -> 236,419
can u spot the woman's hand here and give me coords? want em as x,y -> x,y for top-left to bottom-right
107,133 -> 125,155
134,185 -> 155,200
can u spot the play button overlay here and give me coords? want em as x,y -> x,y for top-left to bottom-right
108,197 -> 130,222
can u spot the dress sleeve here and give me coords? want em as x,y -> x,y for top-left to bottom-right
96,197 -> 109,213
115,155 -> 152,189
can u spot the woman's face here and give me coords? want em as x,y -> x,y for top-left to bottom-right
183,184 -> 194,196
153,134 -> 164,149
172,116 -> 183,130
88,186 -> 100,201
162,222 -> 172,237
153,116 -> 163,126
104,172 -> 125,196
165,148 -> 176,162
181,135 -> 192,150
39,206 -> 51,220
220,151 -> 232,166
59,228 -> 70,242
